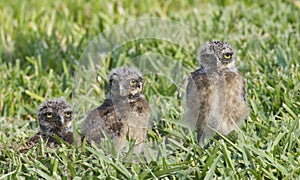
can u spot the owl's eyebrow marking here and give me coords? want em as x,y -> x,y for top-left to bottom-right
224,52 -> 233,56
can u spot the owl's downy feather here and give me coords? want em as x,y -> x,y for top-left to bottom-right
186,40 -> 249,147
27,98 -> 79,146
82,67 -> 150,153
37,98 -> 73,136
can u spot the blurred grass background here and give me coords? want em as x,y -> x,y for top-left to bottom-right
0,0 -> 299,179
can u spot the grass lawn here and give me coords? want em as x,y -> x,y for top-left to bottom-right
0,0 -> 299,179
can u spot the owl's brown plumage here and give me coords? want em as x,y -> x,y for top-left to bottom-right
186,40 -> 249,146
27,98 -> 79,146
82,67 -> 150,153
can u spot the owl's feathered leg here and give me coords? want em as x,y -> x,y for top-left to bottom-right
198,131 -> 205,147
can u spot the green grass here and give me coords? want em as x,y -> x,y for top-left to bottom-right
1,0 -> 300,179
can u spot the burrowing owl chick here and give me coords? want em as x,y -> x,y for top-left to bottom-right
28,98 -> 76,146
185,40 -> 249,146
82,67 -> 150,153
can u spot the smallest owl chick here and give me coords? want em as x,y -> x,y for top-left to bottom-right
28,97 -> 77,146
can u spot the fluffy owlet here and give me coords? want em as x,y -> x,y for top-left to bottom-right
28,98 -> 76,146
185,40 -> 249,146
82,67 -> 151,153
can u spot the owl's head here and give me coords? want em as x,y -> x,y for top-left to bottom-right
199,40 -> 236,72
37,98 -> 73,135
109,67 -> 144,98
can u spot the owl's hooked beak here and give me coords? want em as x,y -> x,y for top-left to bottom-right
57,116 -> 64,126
216,57 -> 223,68
116,81 -> 142,97
118,85 -> 128,96
129,82 -> 142,96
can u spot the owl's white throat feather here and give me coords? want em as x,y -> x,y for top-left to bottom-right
220,61 -> 237,72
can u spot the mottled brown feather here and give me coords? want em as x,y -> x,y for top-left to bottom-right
82,97 -> 150,152
27,131 -> 83,147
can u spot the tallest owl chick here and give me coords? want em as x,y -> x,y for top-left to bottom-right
186,40 -> 249,146
82,67 -> 150,153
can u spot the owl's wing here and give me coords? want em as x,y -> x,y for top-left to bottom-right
185,69 -> 212,146
240,73 -> 247,102
22,133 -> 54,153
27,133 -> 42,144
82,98 -> 122,143
27,132 -> 60,147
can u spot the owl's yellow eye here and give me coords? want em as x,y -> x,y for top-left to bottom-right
46,112 -> 53,118
130,79 -> 137,86
224,53 -> 232,59
65,112 -> 71,117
